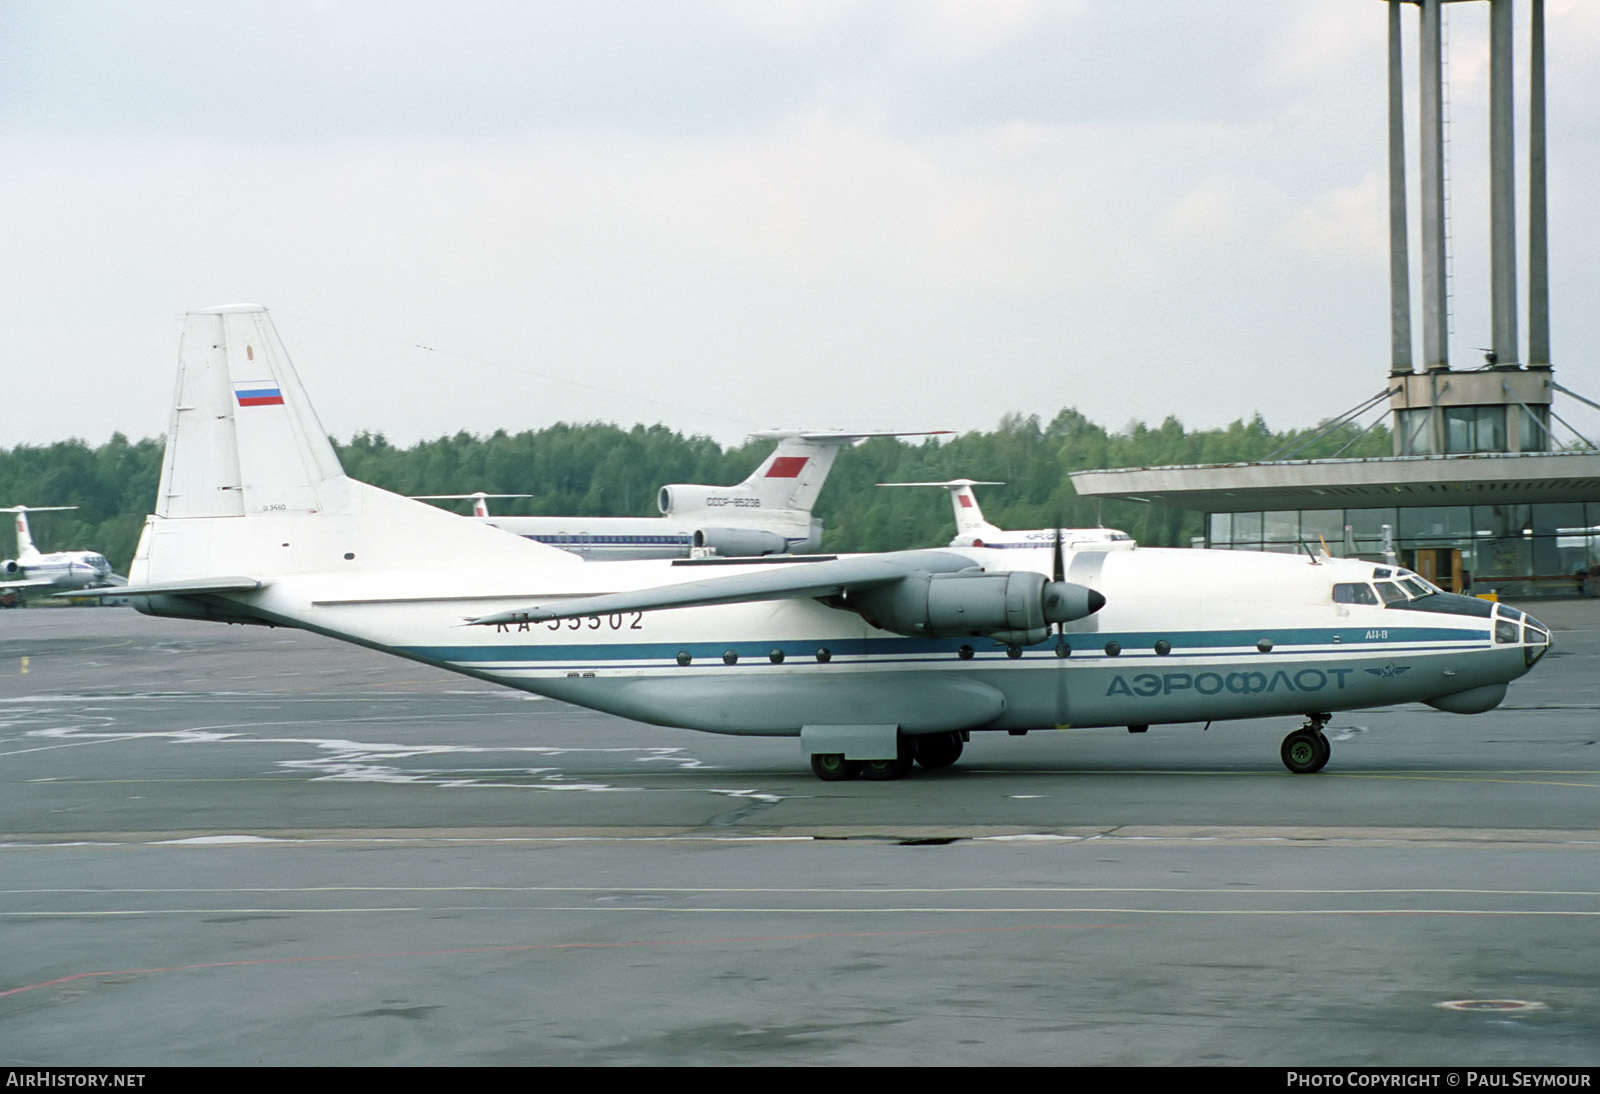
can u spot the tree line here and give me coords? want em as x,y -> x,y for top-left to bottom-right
0,409 -> 1390,572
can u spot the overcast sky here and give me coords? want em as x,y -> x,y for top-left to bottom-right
5,0 -> 1600,450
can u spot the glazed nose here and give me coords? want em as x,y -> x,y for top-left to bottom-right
1523,614 -> 1551,667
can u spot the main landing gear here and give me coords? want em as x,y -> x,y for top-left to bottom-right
1280,713 -> 1331,774
808,732 -> 966,782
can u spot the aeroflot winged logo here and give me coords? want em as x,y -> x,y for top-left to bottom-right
233,382 -> 284,407
765,456 -> 809,478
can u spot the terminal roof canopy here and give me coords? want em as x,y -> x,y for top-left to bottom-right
1069,451 -> 1600,513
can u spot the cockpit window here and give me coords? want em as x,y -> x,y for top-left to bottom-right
1495,620 -> 1520,644
1399,576 -> 1434,598
1376,581 -> 1408,605
1333,582 -> 1378,605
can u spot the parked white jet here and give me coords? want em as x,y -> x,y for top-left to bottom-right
84,306 -> 1550,781
412,493 -> 531,519
880,479 -> 1135,551
1,506 -> 120,598
419,431 -> 939,560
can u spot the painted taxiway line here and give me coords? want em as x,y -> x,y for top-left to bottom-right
6,883 -> 1597,897
4,905 -> 1597,919
3,824 -> 1597,847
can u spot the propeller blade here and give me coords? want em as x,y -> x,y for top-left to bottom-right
1052,520 -> 1067,648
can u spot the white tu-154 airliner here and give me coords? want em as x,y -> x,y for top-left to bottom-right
82,306 -> 1550,781
2,506 -> 121,598
879,479 -> 1135,552
418,428 -> 943,561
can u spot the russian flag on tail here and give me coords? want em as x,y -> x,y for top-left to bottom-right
234,382 -> 285,407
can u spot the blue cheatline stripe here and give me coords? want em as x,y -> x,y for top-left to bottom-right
524,534 -> 694,546
400,626 -> 1487,665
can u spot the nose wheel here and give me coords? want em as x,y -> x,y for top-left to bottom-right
1280,714 -> 1331,774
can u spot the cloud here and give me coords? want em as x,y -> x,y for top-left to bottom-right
1285,172 -> 1388,264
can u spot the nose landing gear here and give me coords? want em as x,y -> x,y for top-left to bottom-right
1280,713 -> 1331,774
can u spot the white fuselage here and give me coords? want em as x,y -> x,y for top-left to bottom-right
2,550 -> 115,594
475,510 -> 821,560
138,535 -> 1544,738
952,528 -> 1136,552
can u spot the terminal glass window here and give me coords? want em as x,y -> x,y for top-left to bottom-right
1398,408 -> 1433,455
1519,406 -> 1552,452
1400,507 -> 1472,542
1263,511 -> 1299,545
1229,511 -> 1263,548
1342,507 -> 1397,559
1300,509 -> 1344,547
1208,512 -> 1232,547
1444,406 -> 1507,453
1533,503 -> 1591,576
1200,502 -> 1599,595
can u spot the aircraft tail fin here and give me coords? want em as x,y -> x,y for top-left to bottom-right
159,306 -> 348,520
877,480 -> 1003,540
0,506 -> 76,563
9,509 -> 38,562
738,430 -> 947,513
137,305 -> 578,588
409,493 -> 533,519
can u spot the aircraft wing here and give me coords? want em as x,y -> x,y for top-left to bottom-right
468,550 -> 978,627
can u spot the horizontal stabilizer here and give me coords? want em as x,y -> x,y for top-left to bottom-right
748,430 -> 951,443
468,549 -> 977,627
52,577 -> 265,598
1,577 -> 61,591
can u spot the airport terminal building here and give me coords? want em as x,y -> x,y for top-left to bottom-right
1074,0 -> 1600,598
1071,434 -> 1600,598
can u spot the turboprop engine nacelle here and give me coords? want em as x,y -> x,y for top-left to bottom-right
692,527 -> 789,557
841,570 -> 1103,646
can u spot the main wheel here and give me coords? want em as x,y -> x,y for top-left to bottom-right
860,754 -> 914,780
860,739 -> 915,781
912,732 -> 964,770
1280,729 -> 1330,774
810,753 -> 860,781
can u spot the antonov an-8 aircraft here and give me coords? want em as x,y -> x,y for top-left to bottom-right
880,479 -> 1135,551
420,430 -> 941,561
82,306 -> 1550,781
1,506 -> 120,598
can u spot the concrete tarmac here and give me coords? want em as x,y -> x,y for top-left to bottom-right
1,605 -> 1596,1066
